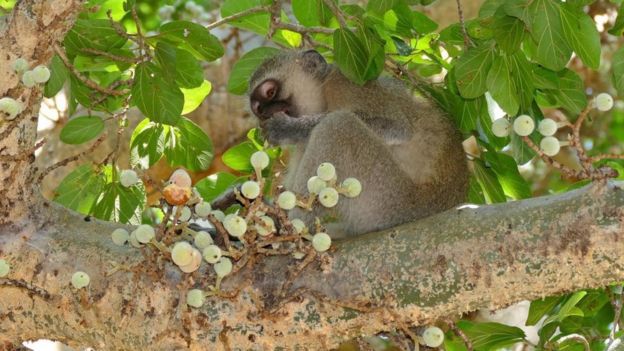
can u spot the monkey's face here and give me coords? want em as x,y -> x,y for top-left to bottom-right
249,50 -> 329,121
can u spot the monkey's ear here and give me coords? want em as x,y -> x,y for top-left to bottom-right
301,49 -> 327,72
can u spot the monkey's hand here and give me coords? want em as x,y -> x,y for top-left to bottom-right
260,112 -> 322,145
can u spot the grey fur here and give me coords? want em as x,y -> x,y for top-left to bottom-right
249,50 -> 469,238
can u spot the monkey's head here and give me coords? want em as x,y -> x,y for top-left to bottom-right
249,50 -> 330,120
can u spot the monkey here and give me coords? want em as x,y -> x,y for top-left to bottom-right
248,49 -> 469,239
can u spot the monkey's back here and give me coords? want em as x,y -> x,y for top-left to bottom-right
321,70 -> 469,230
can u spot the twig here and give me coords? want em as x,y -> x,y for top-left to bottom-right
130,7 -> 146,57
446,319 -> 474,351
590,153 -> 624,163
37,134 -> 106,183
322,0 -> 348,27
53,44 -> 130,97
206,6 -> 268,30
80,48 -> 140,63
521,136 -> 586,180
455,0 -> 471,48
385,58 -> 434,100
274,22 -> 334,35
555,334 -> 590,351
0,278 -> 52,300
0,138 -> 46,162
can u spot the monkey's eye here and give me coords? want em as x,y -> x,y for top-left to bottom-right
258,79 -> 278,101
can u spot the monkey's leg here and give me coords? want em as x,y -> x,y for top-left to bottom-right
289,112 -> 436,238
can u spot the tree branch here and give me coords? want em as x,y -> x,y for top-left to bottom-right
2,181 -> 624,348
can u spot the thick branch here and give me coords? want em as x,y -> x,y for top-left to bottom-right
1,182 -> 623,349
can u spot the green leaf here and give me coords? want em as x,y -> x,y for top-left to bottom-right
92,182 -> 146,224
195,172 -> 239,202
60,116 -> 105,145
457,321 -> 526,350
507,52 -> 534,110
221,0 -> 301,47
54,164 -> 105,215
473,159 -> 506,203
164,117 -> 214,171
527,296 -> 564,326
454,44 -> 496,99
532,66 -> 560,90
159,21 -> 224,61
222,141 -> 257,172
550,68 -> 587,114
333,28 -> 370,85
529,0 -> 572,71
544,291 -> 587,325
63,19 -> 127,57
503,0 -> 531,26
181,80 -> 212,115
492,13 -> 526,54
560,4 -> 601,69
613,47 -> 624,96
484,151 -> 531,199
292,0 -> 334,26
131,62 -> 183,126
479,0 -> 506,17
174,49 -> 205,88
129,118 -> 166,169
412,11 -> 438,33
227,47 -> 280,95
468,176 -> 486,204
367,0 -> 399,14
44,55 -> 68,98
486,55 -> 519,116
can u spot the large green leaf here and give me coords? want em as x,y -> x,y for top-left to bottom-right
454,44 -> 495,99
486,55 -> 519,116
526,296 -> 564,326
156,44 -> 204,89
227,47 -> 280,95
60,116 -> 105,145
560,4 -> 600,69
54,164 -> 105,215
222,141 -> 258,172
507,52 -> 534,111
63,19 -> 127,57
550,69 -> 587,115
131,62 -> 183,126
292,0 -> 334,26
544,291 -> 587,325
164,117 -> 213,171
457,321 -> 526,350
159,21 -> 224,62
221,0 -> 302,47
92,182 -> 146,224
44,55 -> 68,98
484,151 -> 531,199
609,5 -> 624,36
334,28 -> 370,85
491,12 -> 526,54
613,47 -> 624,96
181,80 -> 212,115
367,0 -> 399,14
473,159 -> 506,203
195,172 -> 240,202
529,0 -> 572,71
129,118 -> 166,169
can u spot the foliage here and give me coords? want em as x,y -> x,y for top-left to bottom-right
30,0 -> 624,349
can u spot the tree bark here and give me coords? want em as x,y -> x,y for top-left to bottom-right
1,181 -> 623,350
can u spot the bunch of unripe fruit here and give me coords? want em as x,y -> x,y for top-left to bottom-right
100,151 -> 363,307
491,93 -> 615,157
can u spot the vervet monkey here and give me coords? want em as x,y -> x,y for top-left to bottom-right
249,50 -> 469,238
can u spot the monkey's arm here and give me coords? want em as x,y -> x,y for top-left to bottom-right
261,112 -> 323,145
